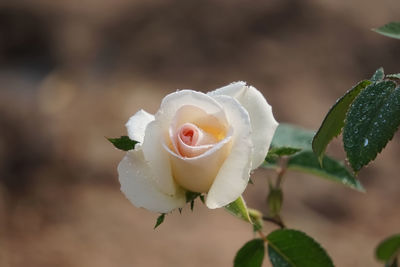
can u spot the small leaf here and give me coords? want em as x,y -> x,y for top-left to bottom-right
387,73 -> 400,80
234,239 -> 265,267
371,67 -> 385,82
267,229 -> 334,267
343,80 -> 400,172
373,22 -> 400,40
376,234 -> 400,263
107,136 -> 138,151
224,196 -> 252,223
271,124 -> 315,150
190,200 -> 195,211
262,151 -> 364,191
154,213 -> 165,229
312,80 -> 372,164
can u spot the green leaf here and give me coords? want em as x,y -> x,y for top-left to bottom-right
107,136 -> 138,151
267,229 -> 334,267
266,147 -> 302,163
154,213 -> 165,229
224,196 -> 252,223
373,22 -> 400,40
387,73 -> 400,80
234,239 -> 265,267
262,151 -> 364,191
376,234 -> 400,263
312,80 -> 372,164
343,81 -> 400,172
271,124 -> 315,150
371,67 -> 385,82
290,151 -> 364,191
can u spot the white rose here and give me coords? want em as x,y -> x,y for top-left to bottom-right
118,81 -> 278,213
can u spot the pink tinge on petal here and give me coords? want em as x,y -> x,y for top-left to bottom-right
179,123 -> 199,146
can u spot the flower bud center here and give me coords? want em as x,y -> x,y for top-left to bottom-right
179,124 -> 199,146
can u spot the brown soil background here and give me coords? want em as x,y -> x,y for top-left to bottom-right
0,0 -> 399,266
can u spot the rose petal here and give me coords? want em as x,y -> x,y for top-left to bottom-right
164,133 -> 232,193
125,109 -> 155,143
176,123 -> 214,158
142,120 -> 179,195
157,90 -> 228,141
206,95 -> 253,209
209,82 -> 278,168
118,147 -> 185,213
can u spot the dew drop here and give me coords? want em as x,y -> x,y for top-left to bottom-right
364,138 -> 369,147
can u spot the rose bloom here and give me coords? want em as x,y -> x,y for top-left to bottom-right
118,81 -> 278,213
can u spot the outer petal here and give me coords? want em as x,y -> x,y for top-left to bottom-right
209,82 -> 278,168
125,109 -> 155,143
118,147 -> 185,213
142,120 -> 178,195
206,95 -> 253,209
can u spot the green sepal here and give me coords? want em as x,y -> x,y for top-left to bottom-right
107,136 -> 138,151
154,213 -> 165,229
224,196 -> 252,223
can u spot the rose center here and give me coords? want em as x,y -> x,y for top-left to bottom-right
179,124 -> 199,146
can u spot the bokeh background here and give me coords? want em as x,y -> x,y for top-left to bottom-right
1,0 -> 399,266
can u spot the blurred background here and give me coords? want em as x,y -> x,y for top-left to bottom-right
0,0 -> 399,266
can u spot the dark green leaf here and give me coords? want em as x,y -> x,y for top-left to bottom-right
267,229 -> 334,267
312,80 -> 372,164
266,147 -> 302,163
262,151 -> 364,191
343,81 -> 400,172
224,196 -> 252,223
190,200 -> 195,211
271,124 -> 315,150
371,67 -> 385,82
373,22 -> 400,40
107,136 -> 138,151
376,234 -> 400,263
154,213 -> 165,229
185,191 -> 201,203
234,239 -> 265,267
